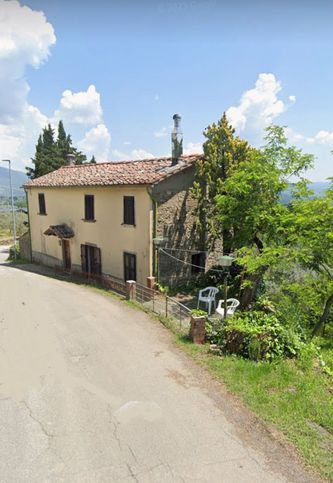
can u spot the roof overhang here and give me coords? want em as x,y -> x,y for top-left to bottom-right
44,224 -> 74,239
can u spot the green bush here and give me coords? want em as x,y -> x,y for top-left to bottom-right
206,319 -> 225,346
8,244 -> 20,260
223,311 -> 303,361
191,309 -> 207,317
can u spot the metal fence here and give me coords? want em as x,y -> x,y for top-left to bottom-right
53,267 -> 191,331
54,267 -> 127,297
135,282 -> 191,331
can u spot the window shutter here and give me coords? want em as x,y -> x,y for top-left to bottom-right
123,196 -> 135,225
85,195 -> 94,220
38,193 -> 46,214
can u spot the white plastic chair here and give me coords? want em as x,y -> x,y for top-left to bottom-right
197,286 -> 219,315
216,298 -> 240,319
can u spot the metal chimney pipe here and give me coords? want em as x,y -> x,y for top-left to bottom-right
171,114 -> 183,166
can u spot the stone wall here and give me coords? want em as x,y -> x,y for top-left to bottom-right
152,165 -> 222,287
19,232 -> 31,261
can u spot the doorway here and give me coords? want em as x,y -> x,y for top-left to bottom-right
62,239 -> 71,271
81,244 -> 102,276
124,252 -> 136,281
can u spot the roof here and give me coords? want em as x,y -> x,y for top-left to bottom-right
44,224 -> 74,239
25,155 -> 202,188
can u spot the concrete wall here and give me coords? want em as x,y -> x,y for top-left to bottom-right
27,185 -> 153,285
18,231 -> 31,261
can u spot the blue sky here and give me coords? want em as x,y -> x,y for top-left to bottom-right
1,0 -> 332,181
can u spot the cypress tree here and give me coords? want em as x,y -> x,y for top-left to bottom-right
27,120 -> 87,179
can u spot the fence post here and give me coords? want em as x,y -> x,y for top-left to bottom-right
126,280 -> 136,301
147,276 -> 156,290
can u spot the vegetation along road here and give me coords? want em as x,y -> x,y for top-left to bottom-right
0,247 -> 318,482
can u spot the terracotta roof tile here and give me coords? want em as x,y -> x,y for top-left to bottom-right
25,155 -> 202,188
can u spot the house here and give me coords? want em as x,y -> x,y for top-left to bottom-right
25,115 -> 222,286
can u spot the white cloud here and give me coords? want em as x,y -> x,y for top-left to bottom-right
306,130 -> 333,146
226,73 -> 286,132
112,148 -> 155,161
131,149 -> 154,160
289,95 -> 296,102
154,127 -> 168,138
0,0 -> 55,170
0,0 -> 55,71
54,85 -> 103,125
78,124 -> 111,161
183,142 -> 203,155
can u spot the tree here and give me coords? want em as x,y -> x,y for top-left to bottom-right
192,113 -> 250,248
211,125 -> 314,307
89,155 -> 96,164
27,121 -> 87,179
281,183 -> 333,336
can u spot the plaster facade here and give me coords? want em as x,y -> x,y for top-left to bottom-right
27,185 -> 153,285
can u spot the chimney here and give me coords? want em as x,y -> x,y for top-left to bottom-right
171,114 -> 183,166
67,153 -> 76,166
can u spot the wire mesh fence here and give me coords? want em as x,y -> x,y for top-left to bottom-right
135,282 -> 191,332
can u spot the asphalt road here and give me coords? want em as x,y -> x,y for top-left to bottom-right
0,246 -> 317,483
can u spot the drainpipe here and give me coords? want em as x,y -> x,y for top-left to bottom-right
147,187 -> 158,277
24,187 -> 33,262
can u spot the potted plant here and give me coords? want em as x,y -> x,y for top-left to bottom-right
190,309 -> 207,344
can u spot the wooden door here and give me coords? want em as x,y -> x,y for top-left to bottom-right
80,244 -> 101,276
62,239 -> 71,270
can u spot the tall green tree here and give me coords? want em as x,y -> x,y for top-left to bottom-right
27,121 -> 87,179
192,113 -> 250,248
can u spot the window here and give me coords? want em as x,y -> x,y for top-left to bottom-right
191,253 -> 206,274
84,195 -> 95,221
38,193 -> 46,215
124,252 -> 136,281
123,196 -> 135,225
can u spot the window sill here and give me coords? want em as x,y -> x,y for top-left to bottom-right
82,219 -> 96,223
38,213 -> 47,216
122,223 -> 136,227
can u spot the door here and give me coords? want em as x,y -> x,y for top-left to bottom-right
62,239 -> 71,270
81,244 -> 101,276
124,252 -> 136,281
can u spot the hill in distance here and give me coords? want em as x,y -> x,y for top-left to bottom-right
280,182 -> 330,204
0,166 -> 27,198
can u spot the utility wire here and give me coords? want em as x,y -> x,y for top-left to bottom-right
159,248 -> 226,274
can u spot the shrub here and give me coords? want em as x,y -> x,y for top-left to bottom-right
223,311 -> 303,361
206,319 -> 225,346
8,245 -> 20,260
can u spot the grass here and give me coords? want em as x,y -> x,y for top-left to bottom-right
176,335 -> 333,481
